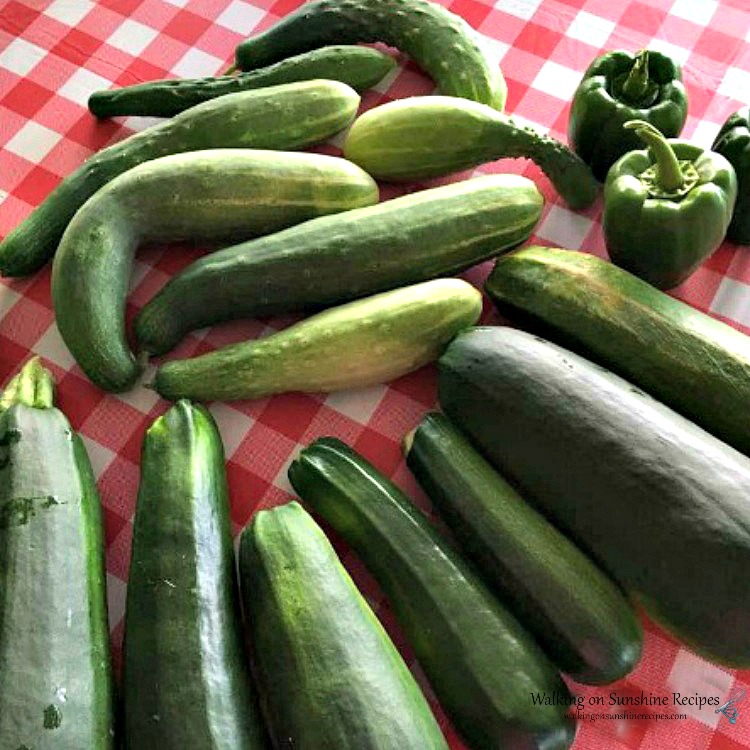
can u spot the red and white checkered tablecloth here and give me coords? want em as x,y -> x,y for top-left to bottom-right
2,0 -> 750,747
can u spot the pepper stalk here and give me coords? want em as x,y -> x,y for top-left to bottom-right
624,119 -> 684,193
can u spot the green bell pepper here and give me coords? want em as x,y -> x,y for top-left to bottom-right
713,108 -> 750,245
569,50 -> 688,181
603,120 -> 736,290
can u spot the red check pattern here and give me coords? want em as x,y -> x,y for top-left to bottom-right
2,0 -> 750,747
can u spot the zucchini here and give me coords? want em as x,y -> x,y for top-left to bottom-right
0,79 -> 360,277
123,400 -> 267,749
486,245 -> 750,457
154,278 -> 481,402
135,174 -> 543,357
344,96 -> 598,209
0,358 -> 114,749
238,501 -> 447,750
438,326 -> 750,668
51,148 -> 377,393
288,438 -> 576,750
405,411 -> 642,685
235,0 -> 506,110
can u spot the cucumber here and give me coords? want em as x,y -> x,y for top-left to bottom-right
89,46 -> 395,118
288,438 -> 576,750
0,79 -> 360,277
154,278 -> 481,402
235,0 -> 507,110
439,326 -> 750,668
0,358 -> 114,749
135,174 -> 543,357
238,501 -> 447,750
485,245 -> 750,457
344,96 -> 598,209
51,148 -> 377,393
405,412 -> 642,685
123,400 -> 267,749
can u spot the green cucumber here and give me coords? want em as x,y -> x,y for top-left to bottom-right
344,96 -> 598,209
288,438 -> 576,750
485,245 -> 750,457
238,501 -> 447,750
0,359 -> 114,749
123,400 -> 267,749
0,79 -> 360,277
135,174 -> 543,357
235,0 -> 506,110
51,148 -> 377,393
89,46 -> 395,118
438,326 -> 750,668
154,278 -> 481,402
405,411 -> 642,685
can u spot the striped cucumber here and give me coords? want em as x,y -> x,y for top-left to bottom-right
89,46 -> 395,118
0,79 -> 360,277
0,359 -> 114,749
344,96 -> 598,209
135,174 -> 543,357
51,149 -> 378,393
153,278 -> 482,402
235,0 -> 507,110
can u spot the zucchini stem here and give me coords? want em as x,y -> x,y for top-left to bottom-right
0,357 -> 55,412
625,119 -> 684,192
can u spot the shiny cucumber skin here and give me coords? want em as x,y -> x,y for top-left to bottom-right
289,438 -> 576,750
344,96 -> 598,209
0,79 -> 360,277
89,46 -> 395,118
154,278 -> 481,402
405,412 -> 642,685
51,148 -> 377,393
486,245 -> 750,458
0,360 -> 114,749
235,0 -> 506,110
238,501 -> 447,750
439,326 -> 750,668
123,400 -> 267,749
135,173 -> 543,357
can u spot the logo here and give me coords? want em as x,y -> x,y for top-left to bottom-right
716,689 -> 746,725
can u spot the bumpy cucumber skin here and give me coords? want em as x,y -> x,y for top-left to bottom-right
135,174 -> 543,357
289,438 -> 576,750
0,367 -> 114,748
406,412 -> 642,685
123,400 -> 267,749
0,79 -> 361,277
89,46 -> 395,118
154,278 -> 481,402
235,0 -> 506,110
344,96 -> 598,209
238,502 -> 448,750
51,148 -> 377,393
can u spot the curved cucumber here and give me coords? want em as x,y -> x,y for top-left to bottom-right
238,501 -> 447,750
0,359 -> 114,749
405,412 -> 642,685
289,438 -> 576,750
89,46 -> 395,118
344,96 -> 598,209
123,400 -> 267,749
153,278 -> 482,402
135,174 -> 543,357
235,0 -> 507,110
51,149 -> 378,393
0,79 -> 360,277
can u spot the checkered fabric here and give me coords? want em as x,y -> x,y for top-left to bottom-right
2,0 -> 750,747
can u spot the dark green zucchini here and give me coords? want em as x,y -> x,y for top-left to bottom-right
123,400 -> 267,749
89,46 -> 395,118
0,358 -> 114,749
439,326 -> 750,668
288,438 -> 576,750
405,411 -> 642,685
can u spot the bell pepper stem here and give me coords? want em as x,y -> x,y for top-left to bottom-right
622,50 -> 650,102
624,119 -> 684,192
